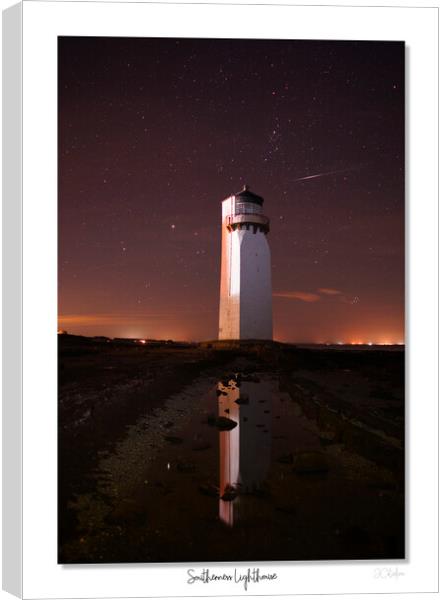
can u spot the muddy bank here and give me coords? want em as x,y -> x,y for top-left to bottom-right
58,335 -> 241,552
58,337 -> 404,563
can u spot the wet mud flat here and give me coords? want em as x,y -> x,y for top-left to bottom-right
59,336 -> 404,564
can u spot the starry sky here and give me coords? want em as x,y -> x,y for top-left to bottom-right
58,37 -> 404,344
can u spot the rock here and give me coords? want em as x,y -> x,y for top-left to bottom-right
164,435 -> 183,444
292,451 -> 329,475
221,374 -> 235,387
215,416 -> 238,431
199,483 -> 219,498
221,485 -> 237,501
235,394 -> 249,405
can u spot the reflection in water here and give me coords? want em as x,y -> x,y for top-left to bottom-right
218,376 -> 272,526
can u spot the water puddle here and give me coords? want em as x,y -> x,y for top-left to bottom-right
67,365 -> 401,562
95,368 -> 326,531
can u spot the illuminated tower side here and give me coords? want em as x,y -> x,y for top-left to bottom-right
218,185 -> 272,340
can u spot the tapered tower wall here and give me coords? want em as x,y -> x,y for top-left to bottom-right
239,229 -> 272,339
218,190 -> 273,340
218,205 -> 241,339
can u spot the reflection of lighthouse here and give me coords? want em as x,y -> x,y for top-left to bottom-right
218,186 -> 273,340
218,378 -> 272,526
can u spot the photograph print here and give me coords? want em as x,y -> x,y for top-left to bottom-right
58,36 -> 405,563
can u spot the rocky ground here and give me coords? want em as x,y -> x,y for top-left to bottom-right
58,335 -> 404,564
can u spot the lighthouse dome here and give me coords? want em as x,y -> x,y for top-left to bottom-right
234,185 -> 264,206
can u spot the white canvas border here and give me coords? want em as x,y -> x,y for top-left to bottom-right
12,0 -> 439,598
2,3 -> 23,598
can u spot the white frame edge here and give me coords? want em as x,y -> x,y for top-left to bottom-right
2,2 -> 23,598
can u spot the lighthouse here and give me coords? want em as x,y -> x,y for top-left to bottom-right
218,185 -> 273,340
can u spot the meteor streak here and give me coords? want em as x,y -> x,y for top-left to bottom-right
291,164 -> 363,183
291,168 -> 351,183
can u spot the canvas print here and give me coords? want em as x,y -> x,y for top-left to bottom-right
58,37 -> 405,563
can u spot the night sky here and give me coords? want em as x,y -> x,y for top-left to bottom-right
58,37 -> 404,344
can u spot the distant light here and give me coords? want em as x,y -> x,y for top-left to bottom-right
138,339 -> 147,344
367,342 -> 373,346
170,224 -> 176,229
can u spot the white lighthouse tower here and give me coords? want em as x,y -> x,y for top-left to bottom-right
218,185 -> 273,340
